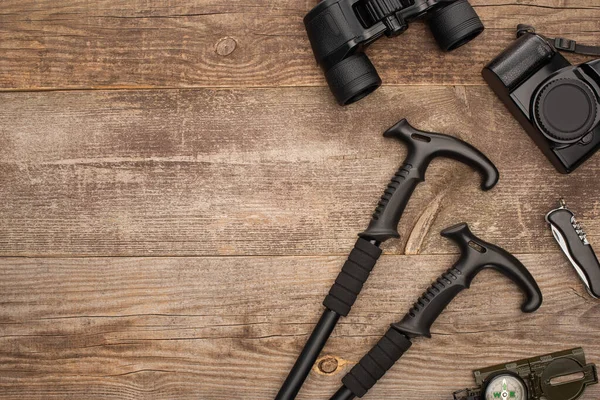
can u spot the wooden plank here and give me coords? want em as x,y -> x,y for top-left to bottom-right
0,0 -> 598,90
1,86 -> 599,256
0,254 -> 598,399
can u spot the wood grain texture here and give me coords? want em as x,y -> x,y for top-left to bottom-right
0,0 -> 599,90
0,254 -> 599,399
2,1 -> 600,399
1,86 -> 600,256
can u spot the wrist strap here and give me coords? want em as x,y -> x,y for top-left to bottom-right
517,24 -> 600,57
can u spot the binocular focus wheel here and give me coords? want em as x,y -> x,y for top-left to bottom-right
428,0 -> 484,51
325,52 -> 382,106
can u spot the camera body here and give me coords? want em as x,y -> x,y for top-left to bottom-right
483,32 -> 600,174
304,0 -> 484,105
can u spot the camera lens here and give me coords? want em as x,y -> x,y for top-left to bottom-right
534,78 -> 599,143
325,52 -> 382,106
427,0 -> 484,51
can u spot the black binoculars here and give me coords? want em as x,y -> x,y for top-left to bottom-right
304,0 -> 484,105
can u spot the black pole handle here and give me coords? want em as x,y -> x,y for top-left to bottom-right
340,328 -> 412,398
393,223 -> 543,338
275,238 -> 382,400
360,119 -> 499,242
323,238 -> 383,317
332,223 -> 543,400
359,162 -> 419,242
276,120 -> 499,400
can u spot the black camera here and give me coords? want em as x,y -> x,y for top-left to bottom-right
483,27 -> 600,174
304,0 -> 484,105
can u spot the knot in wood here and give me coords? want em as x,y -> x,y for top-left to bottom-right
318,356 -> 339,374
215,37 -> 237,56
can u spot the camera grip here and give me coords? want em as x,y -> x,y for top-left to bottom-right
484,32 -> 555,91
341,327 -> 412,398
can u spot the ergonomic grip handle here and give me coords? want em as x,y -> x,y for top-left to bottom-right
358,162 -> 419,242
360,120 -> 499,242
393,223 -> 543,338
392,265 -> 469,338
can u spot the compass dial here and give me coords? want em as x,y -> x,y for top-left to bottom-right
484,374 -> 527,400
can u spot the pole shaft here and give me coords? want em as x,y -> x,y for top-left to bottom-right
274,309 -> 340,400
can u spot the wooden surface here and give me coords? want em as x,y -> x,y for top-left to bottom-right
1,1 -> 599,399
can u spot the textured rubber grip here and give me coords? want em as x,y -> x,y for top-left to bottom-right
427,0 -> 484,52
342,328 -> 412,398
360,162 -> 418,242
484,33 -> 555,91
323,238 -> 382,316
393,267 -> 465,338
324,52 -> 381,106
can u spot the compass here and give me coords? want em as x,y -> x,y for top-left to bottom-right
454,349 -> 598,400
484,374 -> 528,400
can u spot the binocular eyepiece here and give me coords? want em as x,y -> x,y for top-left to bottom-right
304,0 -> 484,105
